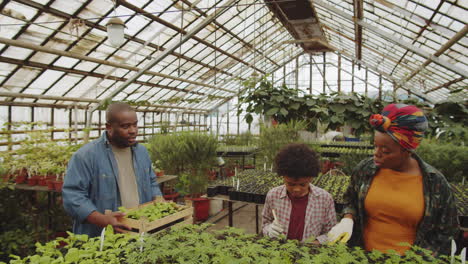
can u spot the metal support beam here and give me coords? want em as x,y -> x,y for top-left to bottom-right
118,0 -> 263,74
0,92 -> 209,113
312,0 -> 468,78
208,51 -> 304,113
0,57 -> 216,98
88,0 -> 237,116
337,50 -> 433,102
338,54 -> 341,93
424,77 -> 465,94
352,60 -> 355,93
328,62 -> 381,91
0,37 -> 233,94
378,75 -> 382,100
353,0 -> 363,61
322,52 -> 326,93
309,54 -> 313,94
397,25 -> 468,88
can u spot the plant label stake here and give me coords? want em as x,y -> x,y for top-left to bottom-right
461,248 -> 466,264
140,232 -> 145,252
237,179 -> 240,191
99,227 -> 106,252
264,163 -> 266,171
451,239 -> 457,264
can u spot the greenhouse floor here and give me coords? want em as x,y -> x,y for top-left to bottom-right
206,203 -> 264,235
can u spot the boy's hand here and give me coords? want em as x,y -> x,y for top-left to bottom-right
267,219 -> 284,238
327,218 -> 353,244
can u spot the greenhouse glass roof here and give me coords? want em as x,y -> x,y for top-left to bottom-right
0,0 -> 466,114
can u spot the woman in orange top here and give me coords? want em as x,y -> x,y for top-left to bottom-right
327,104 -> 459,256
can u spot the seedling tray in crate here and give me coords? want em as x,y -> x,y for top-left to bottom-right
107,198 -> 193,234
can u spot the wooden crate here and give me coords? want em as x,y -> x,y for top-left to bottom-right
106,197 -> 193,234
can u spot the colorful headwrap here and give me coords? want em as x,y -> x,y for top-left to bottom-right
369,104 -> 428,150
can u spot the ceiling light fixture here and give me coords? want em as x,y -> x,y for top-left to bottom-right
106,17 -> 126,47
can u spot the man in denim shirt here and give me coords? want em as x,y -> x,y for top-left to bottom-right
63,102 -> 162,237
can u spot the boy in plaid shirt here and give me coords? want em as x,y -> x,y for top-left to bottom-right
262,143 -> 336,244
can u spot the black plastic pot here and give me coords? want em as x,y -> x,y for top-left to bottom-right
207,186 -> 218,197
245,192 -> 255,203
238,191 -> 249,202
218,185 -> 232,195
253,193 -> 266,204
229,190 -> 240,201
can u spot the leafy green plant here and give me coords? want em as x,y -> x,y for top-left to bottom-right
148,132 -> 218,196
119,202 -> 181,221
258,120 -> 308,167
416,139 -> 467,183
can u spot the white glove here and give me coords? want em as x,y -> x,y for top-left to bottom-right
327,218 -> 353,244
267,219 -> 284,238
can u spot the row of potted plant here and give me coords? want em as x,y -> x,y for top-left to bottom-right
0,130 -> 80,191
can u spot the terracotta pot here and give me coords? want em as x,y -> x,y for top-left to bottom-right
2,174 -> 12,182
15,175 -> 26,184
54,181 -> 64,192
27,176 -> 40,186
188,197 -> 210,221
163,193 -> 180,202
46,179 -> 55,190
38,176 -> 47,186
156,170 -> 165,177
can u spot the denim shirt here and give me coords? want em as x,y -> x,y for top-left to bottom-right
63,132 -> 162,237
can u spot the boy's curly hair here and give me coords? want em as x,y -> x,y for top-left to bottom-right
274,143 -> 320,179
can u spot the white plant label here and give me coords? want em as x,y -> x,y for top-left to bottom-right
99,227 -> 106,251
140,232 -> 145,252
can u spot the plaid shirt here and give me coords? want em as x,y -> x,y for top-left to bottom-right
262,184 -> 337,244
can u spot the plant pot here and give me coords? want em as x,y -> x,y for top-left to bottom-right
15,174 -> 27,184
38,176 -> 47,186
245,192 -> 255,203
238,191 -> 249,202
54,181 -> 64,192
218,185 -> 232,195
2,174 -> 12,182
163,193 -> 180,202
156,170 -> 165,177
207,186 -> 218,197
253,193 -> 266,204
228,190 -> 241,201
27,176 -> 40,186
190,197 -> 210,221
46,179 -> 55,191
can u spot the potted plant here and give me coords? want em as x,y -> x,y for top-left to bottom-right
153,160 -> 164,177
52,165 -> 66,192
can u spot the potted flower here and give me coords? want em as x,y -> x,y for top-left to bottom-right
154,160 -> 164,177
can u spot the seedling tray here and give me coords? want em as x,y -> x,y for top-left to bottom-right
106,198 -> 193,234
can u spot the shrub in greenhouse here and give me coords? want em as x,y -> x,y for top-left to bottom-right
416,139 -> 468,183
